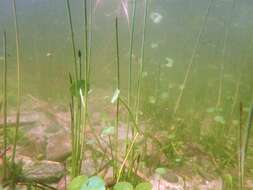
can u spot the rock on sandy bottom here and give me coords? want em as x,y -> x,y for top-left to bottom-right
15,155 -> 65,183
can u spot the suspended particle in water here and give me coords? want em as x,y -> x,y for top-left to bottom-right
214,115 -> 226,125
148,96 -> 156,104
46,52 -> 52,57
150,12 -> 163,24
161,92 -> 168,99
142,71 -> 148,77
165,57 -> 174,68
179,84 -> 185,90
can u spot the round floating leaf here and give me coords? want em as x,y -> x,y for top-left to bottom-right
113,182 -> 133,190
69,175 -> 88,190
135,182 -> 152,190
70,80 -> 89,97
81,176 -> 105,190
155,167 -> 167,176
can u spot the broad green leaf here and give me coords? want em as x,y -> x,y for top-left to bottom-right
155,167 -> 167,176
70,80 -> 89,97
69,175 -> 88,190
81,176 -> 105,190
135,182 -> 152,190
113,182 -> 133,190
111,89 -> 120,103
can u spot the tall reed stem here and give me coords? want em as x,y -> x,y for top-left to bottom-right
114,17 -> 120,178
88,0 -> 94,80
79,0 -> 89,174
241,104 -> 253,186
217,0 -> 236,108
2,31 -> 7,180
174,0 -> 214,114
126,0 -> 137,154
11,0 -> 22,167
135,0 -> 149,124
238,102 -> 243,190
66,0 -> 78,80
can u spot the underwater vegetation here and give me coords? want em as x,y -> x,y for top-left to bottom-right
0,0 -> 253,189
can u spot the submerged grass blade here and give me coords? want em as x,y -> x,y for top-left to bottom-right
65,0 -> 78,80
240,104 -> 253,189
2,31 -> 7,180
114,17 -> 120,178
174,0 -> 214,114
238,102 -> 243,190
135,0 -> 149,124
11,0 -> 22,167
126,0 -> 137,152
217,0 -> 236,108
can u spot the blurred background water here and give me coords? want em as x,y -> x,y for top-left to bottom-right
0,0 -> 253,118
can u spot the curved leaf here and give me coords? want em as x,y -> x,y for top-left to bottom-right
81,176 -> 105,190
135,182 -> 152,190
113,182 -> 133,190
69,175 -> 88,190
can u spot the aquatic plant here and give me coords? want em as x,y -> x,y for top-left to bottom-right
126,0 -> 137,150
66,0 -> 90,177
173,0 -> 214,114
135,0 -> 149,124
239,103 -> 253,189
216,0 -> 236,108
10,0 -> 22,188
113,16 -> 121,178
2,31 -> 7,180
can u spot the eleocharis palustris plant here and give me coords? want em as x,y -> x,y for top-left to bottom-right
66,0 -> 90,177
10,0 -> 22,188
113,17 -> 120,179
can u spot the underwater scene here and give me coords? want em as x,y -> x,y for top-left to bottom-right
0,0 -> 253,189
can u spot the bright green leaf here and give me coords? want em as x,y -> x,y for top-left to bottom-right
81,176 -> 105,190
155,167 -> 167,176
69,175 -> 88,190
135,182 -> 152,190
113,182 -> 133,190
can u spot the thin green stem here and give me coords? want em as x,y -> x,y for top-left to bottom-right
88,0 -> 94,80
117,133 -> 139,183
126,0 -> 137,157
114,17 -> 120,178
10,0 -> 22,188
3,31 -> 7,180
174,0 -> 214,114
135,0 -> 149,124
11,0 -> 21,167
217,0 -> 235,108
66,0 -> 78,80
